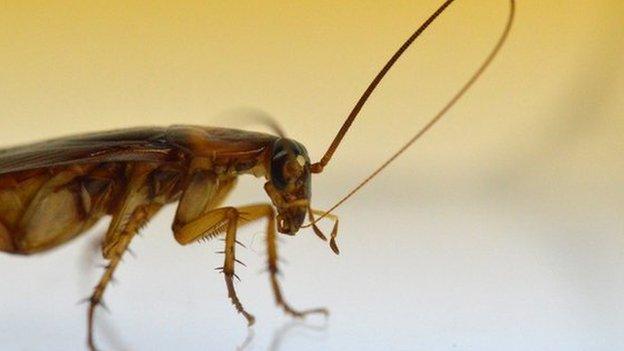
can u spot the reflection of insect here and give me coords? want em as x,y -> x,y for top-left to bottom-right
0,1 -> 515,350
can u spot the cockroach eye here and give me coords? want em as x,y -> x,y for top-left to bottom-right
270,138 -> 308,190
270,152 -> 288,190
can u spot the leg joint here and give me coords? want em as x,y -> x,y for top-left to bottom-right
224,207 -> 239,221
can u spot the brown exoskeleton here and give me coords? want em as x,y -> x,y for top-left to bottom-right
0,1 -> 515,350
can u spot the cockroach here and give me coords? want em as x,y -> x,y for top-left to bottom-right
0,1 -> 515,350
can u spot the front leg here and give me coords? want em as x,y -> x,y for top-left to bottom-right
173,202 -> 327,324
173,204 -> 272,326
265,207 -> 329,318
181,203 -> 329,319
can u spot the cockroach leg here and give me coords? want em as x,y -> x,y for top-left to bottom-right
267,207 -> 329,318
87,202 -> 162,351
175,203 -> 286,326
173,205 -> 258,326
87,247 -> 122,351
221,207 -> 255,326
88,163 -> 165,351
221,203 -> 294,326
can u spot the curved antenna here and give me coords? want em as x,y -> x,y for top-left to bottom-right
310,0 -> 456,174
304,0 -> 516,227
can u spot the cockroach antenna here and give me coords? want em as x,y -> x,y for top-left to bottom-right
304,0 -> 516,227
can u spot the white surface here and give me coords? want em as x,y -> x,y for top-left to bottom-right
1,170 -> 622,351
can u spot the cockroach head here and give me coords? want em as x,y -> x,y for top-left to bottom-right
264,138 -> 311,235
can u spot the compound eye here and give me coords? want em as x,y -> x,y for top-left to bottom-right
270,151 -> 289,190
270,139 -> 309,191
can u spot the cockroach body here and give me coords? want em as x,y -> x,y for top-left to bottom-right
0,126 -> 312,254
0,126 -> 321,344
0,0 -> 515,349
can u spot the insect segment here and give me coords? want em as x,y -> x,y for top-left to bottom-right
0,1 -> 515,350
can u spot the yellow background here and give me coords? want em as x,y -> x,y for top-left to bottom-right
1,1 -> 622,350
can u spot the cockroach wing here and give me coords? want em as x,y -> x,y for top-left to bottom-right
0,125 -> 278,254
165,125 -> 276,158
0,127 -> 175,175
0,126 -> 278,175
